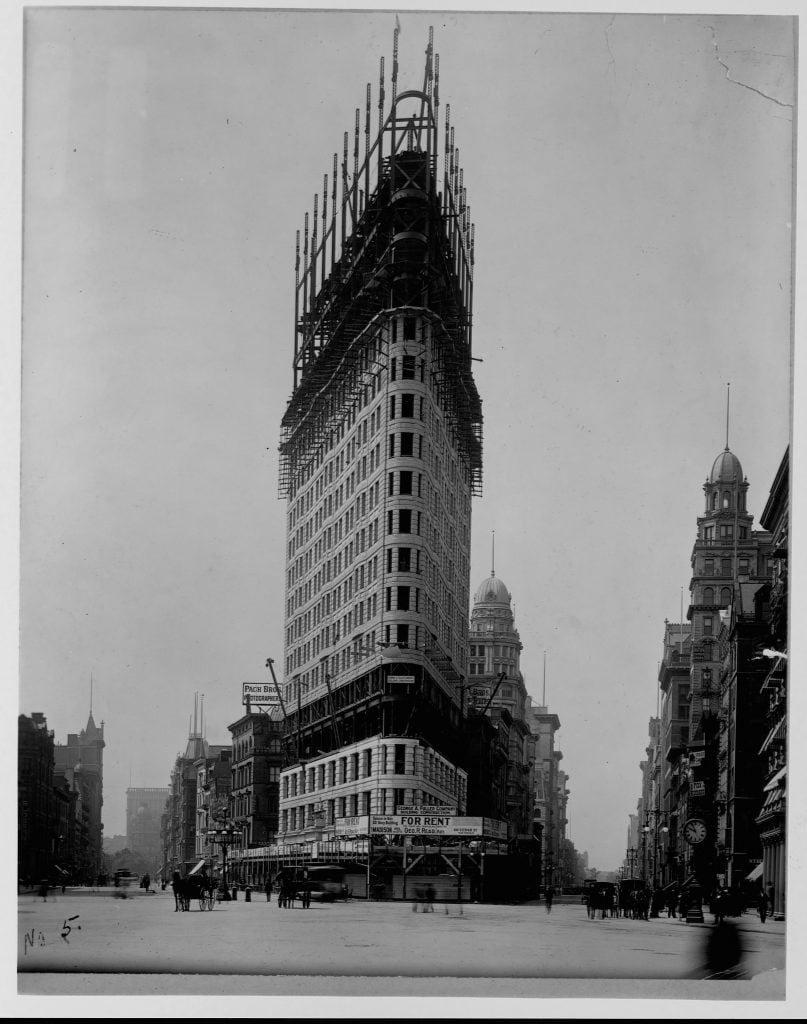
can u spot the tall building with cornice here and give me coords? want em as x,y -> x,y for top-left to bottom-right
276,28 -> 482,841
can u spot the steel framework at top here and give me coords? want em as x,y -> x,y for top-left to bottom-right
279,25 -> 483,500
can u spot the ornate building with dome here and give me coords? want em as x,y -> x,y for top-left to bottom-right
466,572 -> 534,836
649,443 -> 774,895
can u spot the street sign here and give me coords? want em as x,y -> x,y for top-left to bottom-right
388,675 -> 416,685
395,804 -> 457,816
242,681 -> 280,705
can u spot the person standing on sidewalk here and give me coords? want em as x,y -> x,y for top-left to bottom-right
544,885 -> 554,914
265,876 -> 273,903
765,882 -> 775,919
758,886 -> 769,924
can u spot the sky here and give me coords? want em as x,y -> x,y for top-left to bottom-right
11,4 -> 797,875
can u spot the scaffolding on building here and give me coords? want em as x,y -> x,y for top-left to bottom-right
278,25 -> 482,500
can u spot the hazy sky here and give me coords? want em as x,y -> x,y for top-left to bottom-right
16,6 -> 794,871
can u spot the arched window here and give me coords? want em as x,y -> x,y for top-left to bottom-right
702,587 -> 714,605
711,491 -> 718,511
721,587 -> 732,606
722,490 -> 731,509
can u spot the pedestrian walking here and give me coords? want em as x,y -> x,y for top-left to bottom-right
425,884 -> 435,912
38,879 -> 49,902
758,887 -> 768,924
713,888 -> 727,925
765,882 -> 775,918
544,885 -> 554,914
171,871 -> 182,912
265,876 -> 273,903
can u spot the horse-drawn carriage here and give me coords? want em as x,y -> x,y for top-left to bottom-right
172,872 -> 216,911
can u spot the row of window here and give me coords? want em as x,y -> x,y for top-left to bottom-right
700,556 -> 753,575
280,744 -> 465,800
702,524 -> 748,541
469,644 -> 520,658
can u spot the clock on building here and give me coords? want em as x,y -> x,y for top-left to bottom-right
683,818 -> 707,845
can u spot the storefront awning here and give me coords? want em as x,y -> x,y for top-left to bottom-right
759,718 -> 786,755
764,765 -> 787,792
746,862 -> 763,882
189,859 -> 207,875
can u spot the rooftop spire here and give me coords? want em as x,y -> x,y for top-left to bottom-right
491,529 -> 495,577
725,381 -> 731,451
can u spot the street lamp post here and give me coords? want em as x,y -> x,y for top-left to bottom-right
641,823 -> 650,884
206,822 -> 243,899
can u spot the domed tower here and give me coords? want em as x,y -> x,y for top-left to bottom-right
688,445 -> 756,728
467,568 -> 533,839
685,438 -> 772,889
468,571 -> 525,712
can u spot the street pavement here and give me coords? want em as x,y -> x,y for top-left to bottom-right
17,887 -> 786,1004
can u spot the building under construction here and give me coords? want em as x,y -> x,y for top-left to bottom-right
276,26 -> 484,843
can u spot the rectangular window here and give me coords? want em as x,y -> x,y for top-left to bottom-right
389,395 -> 396,419
400,433 -> 414,457
401,393 -> 415,418
394,744 -> 407,774
388,472 -> 395,496
398,547 -> 411,572
386,548 -> 393,572
703,616 -> 713,635
386,587 -> 391,612
402,355 -> 416,379
399,470 -> 413,494
390,357 -> 397,381
397,586 -> 410,611
396,623 -> 409,647
403,317 -> 416,340
399,509 -> 412,533
389,434 -> 395,458
387,510 -> 394,534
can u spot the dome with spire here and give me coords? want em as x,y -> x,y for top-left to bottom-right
473,573 -> 512,608
709,448 -> 744,485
